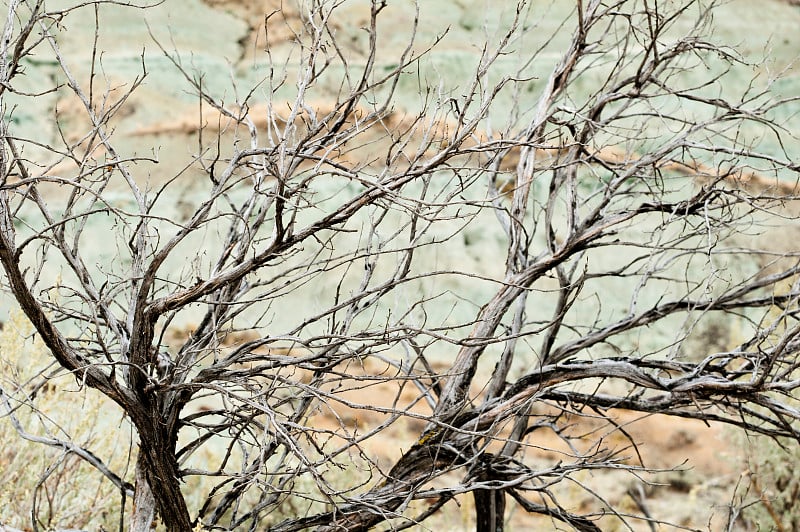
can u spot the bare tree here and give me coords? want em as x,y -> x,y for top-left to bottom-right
1,0 -> 800,530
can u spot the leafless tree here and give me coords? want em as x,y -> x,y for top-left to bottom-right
2,0 -> 800,530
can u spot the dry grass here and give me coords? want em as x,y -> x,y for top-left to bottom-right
0,310 -> 133,530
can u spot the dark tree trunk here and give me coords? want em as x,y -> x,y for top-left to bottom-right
137,438 -> 192,530
474,486 -> 505,532
132,405 -> 192,531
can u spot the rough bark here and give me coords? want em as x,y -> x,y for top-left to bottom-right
136,434 -> 192,530
131,456 -> 156,532
474,486 -> 505,532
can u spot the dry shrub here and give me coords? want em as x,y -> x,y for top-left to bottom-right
736,435 -> 800,531
0,309 -> 132,530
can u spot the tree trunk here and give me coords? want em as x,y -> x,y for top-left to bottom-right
131,455 -> 155,532
474,485 -> 505,532
135,427 -> 192,530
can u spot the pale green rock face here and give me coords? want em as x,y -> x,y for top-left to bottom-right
31,0 -> 791,164
4,0 -> 800,345
14,0 -> 800,159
